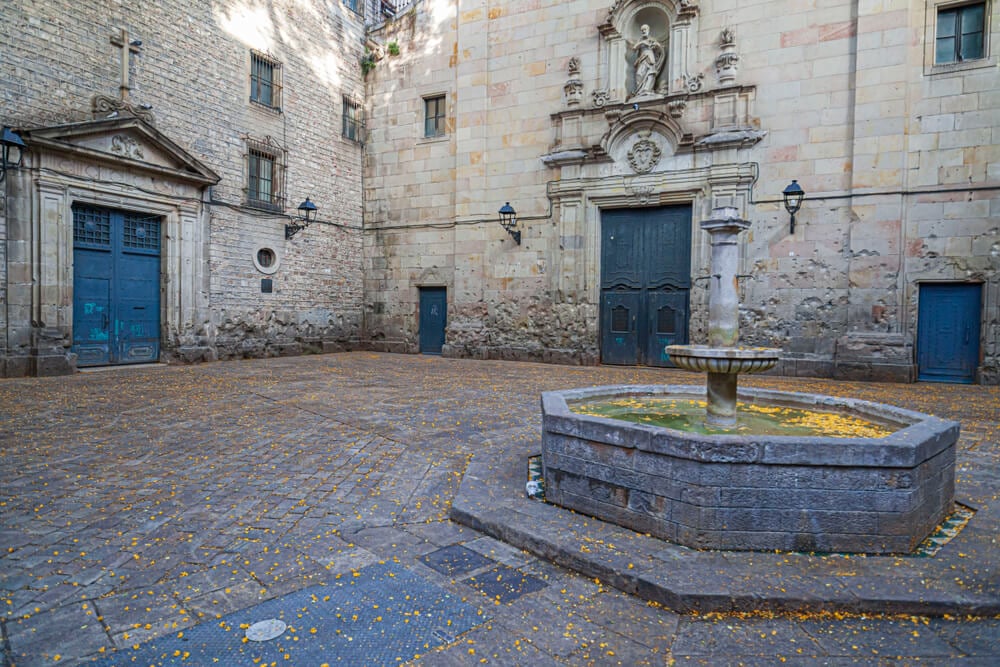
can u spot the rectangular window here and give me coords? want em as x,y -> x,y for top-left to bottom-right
424,95 -> 446,138
343,0 -> 359,13
936,3 -> 986,63
343,97 -> 362,142
250,50 -> 282,110
245,137 -> 285,211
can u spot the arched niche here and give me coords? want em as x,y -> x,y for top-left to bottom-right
598,0 -> 699,103
602,110 -> 684,174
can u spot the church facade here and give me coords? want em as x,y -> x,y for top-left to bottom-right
3,0 -> 998,384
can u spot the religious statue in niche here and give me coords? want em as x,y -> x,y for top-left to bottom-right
629,24 -> 665,101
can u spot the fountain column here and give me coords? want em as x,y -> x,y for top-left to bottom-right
667,208 -> 778,429
701,210 -> 750,427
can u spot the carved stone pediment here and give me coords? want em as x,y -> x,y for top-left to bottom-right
21,117 -> 220,186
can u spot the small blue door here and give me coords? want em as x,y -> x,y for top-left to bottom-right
917,283 -> 981,383
73,204 -> 161,366
419,287 -> 447,355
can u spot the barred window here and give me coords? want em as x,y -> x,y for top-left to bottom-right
424,94 -> 446,138
936,3 -> 986,63
245,137 -> 285,211
343,97 -> 363,142
250,50 -> 282,110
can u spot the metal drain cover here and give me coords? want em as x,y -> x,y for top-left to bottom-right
246,618 -> 286,642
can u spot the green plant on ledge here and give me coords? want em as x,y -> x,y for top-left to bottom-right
361,51 -> 377,75
387,41 -> 400,56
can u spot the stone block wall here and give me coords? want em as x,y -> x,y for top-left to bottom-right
1,0 -> 366,372
363,0 -> 1000,382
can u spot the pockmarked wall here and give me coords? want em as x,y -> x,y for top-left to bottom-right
363,0 -> 999,383
1,0 -> 366,375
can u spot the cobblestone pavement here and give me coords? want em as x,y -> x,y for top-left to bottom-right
1,353 -> 998,666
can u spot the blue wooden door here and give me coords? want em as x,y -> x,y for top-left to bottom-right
73,204 -> 161,367
917,283 -> 981,383
600,206 -> 691,366
419,287 -> 447,354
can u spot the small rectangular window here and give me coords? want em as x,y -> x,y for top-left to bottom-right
250,50 -> 282,110
245,137 -> 285,211
343,97 -> 362,142
936,3 -> 986,63
424,95 -> 446,138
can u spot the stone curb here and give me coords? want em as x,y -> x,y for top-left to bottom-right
450,437 -> 1000,617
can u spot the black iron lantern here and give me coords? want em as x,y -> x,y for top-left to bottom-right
285,198 -> 318,239
782,179 -> 805,233
498,202 -> 521,245
0,127 -> 26,182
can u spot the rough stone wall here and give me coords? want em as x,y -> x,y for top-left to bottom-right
2,0 -> 366,369
363,0 -> 1000,383
364,0 -> 604,360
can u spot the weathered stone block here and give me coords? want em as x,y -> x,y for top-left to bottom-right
541,385 -> 959,554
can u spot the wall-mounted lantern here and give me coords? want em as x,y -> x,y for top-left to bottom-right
285,198 -> 318,239
0,127 -> 26,182
498,202 -> 521,245
782,179 -> 804,233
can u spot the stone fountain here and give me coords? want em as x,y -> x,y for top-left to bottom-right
540,209 -> 959,554
665,208 -> 780,428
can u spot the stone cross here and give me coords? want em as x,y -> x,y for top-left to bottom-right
110,28 -> 141,102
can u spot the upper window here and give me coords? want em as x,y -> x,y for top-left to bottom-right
343,97 -> 362,142
245,137 -> 285,211
424,95 -> 446,138
343,0 -> 360,13
250,50 -> 282,110
936,3 -> 986,63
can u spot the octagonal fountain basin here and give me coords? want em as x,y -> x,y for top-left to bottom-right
541,385 -> 959,555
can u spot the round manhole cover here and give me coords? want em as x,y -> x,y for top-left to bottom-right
246,618 -> 287,642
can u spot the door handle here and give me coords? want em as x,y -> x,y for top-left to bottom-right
102,312 -> 109,330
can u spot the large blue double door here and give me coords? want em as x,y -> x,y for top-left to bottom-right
600,206 -> 692,367
72,204 -> 162,367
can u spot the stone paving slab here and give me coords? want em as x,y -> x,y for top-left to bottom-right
88,562 -> 485,666
1,353 -> 998,665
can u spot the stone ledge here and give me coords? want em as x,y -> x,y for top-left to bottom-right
450,436 -> 1000,616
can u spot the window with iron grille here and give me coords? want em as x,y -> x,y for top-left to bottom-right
250,50 -> 282,110
424,95 -> 446,138
343,97 -> 363,142
936,3 -> 987,63
245,137 -> 285,211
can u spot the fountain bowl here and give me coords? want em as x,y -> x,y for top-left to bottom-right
666,344 -> 781,374
541,385 -> 959,555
